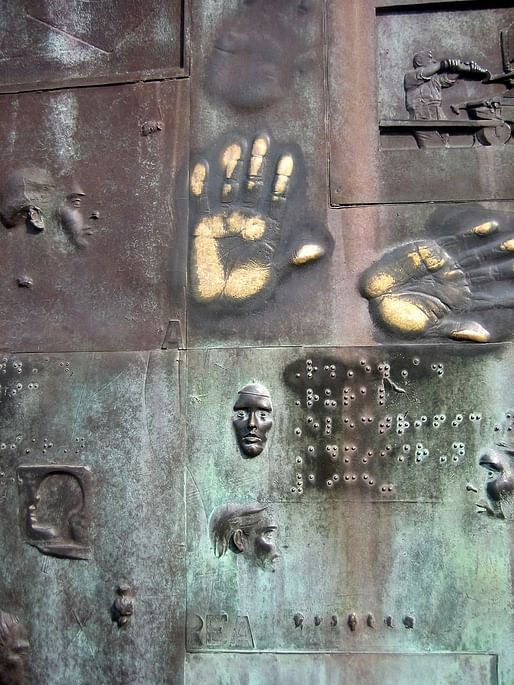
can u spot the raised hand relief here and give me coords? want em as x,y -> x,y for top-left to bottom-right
189,132 -> 330,307
361,216 -> 514,342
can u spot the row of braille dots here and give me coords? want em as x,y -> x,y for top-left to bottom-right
396,412 -> 479,436
304,414 -> 334,436
396,441 -> 465,464
0,436 -> 86,456
291,471 -> 394,492
297,360 -> 338,380
1,360 -> 40,393
297,387 -> 338,410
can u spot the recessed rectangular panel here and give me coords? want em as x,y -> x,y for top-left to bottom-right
187,0 -> 333,348
0,80 -> 188,352
186,652 -> 498,685
185,346 -> 514,677
328,0 -> 514,204
0,0 -> 187,92
0,351 -> 184,684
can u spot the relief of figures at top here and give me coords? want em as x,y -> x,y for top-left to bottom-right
380,20 -> 514,148
360,206 -> 514,343
205,0 -> 317,111
189,131 -> 332,309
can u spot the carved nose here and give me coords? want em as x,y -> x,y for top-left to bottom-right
248,412 -> 257,428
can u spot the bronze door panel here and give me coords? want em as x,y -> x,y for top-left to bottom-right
328,0 -> 514,205
0,0 -> 187,93
0,80 -> 188,353
0,351 -> 184,684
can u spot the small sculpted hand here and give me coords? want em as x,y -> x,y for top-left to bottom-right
189,133 -> 327,306
361,218 -> 514,342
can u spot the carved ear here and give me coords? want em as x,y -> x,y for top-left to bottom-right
232,529 -> 246,553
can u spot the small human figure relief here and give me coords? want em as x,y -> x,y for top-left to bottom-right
451,21 -> 514,146
209,502 -> 279,571
232,381 -> 273,458
17,465 -> 92,560
361,213 -> 514,343
206,0 -> 317,110
381,24 -> 514,147
111,584 -> 135,628
478,411 -> 514,520
0,167 -> 98,249
189,132 -> 332,308
404,50 -> 488,148
0,611 -> 29,685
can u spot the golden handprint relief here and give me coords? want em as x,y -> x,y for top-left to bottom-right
189,132 -> 330,306
361,212 -> 514,342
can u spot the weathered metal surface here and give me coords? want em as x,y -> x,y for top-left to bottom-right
328,0 -> 514,205
186,345 -> 514,681
0,1 -> 187,93
186,653 -> 498,685
0,80 -> 188,353
187,0 -> 334,348
0,352 -> 184,684
1,0 -> 514,683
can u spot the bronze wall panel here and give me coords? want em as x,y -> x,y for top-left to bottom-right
186,0 -> 334,348
186,346 -> 514,682
0,80 -> 188,353
328,0 -> 514,205
0,1 -> 187,93
186,653 -> 498,685
0,350 -> 184,684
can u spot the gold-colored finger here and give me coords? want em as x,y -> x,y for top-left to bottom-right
221,144 -> 243,202
472,220 -> 499,236
500,238 -> 514,251
247,135 -> 269,192
272,154 -> 294,200
190,161 -> 208,197
291,243 -> 325,265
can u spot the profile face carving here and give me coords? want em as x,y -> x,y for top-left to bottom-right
232,381 -> 273,458
0,167 -> 96,248
17,465 -> 92,560
0,611 -> 29,685
478,411 -> 514,519
209,503 -> 279,571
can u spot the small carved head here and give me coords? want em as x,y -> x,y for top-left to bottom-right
0,167 -> 56,232
413,51 -> 435,69
209,502 -> 279,570
0,612 -> 29,685
27,472 -> 85,544
479,411 -> 514,518
232,381 -> 273,458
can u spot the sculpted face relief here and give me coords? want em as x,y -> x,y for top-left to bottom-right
232,381 -> 273,458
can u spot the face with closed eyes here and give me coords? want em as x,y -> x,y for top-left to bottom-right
233,390 -> 273,458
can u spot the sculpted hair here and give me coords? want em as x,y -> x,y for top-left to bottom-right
209,503 -> 268,558
0,612 -> 20,648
